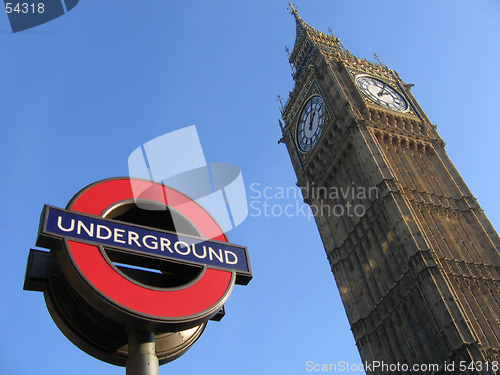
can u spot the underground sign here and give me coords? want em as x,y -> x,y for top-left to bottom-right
24,177 -> 252,365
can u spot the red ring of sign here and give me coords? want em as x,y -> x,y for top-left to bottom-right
64,178 -> 234,322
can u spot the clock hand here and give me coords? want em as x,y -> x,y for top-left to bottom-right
308,111 -> 316,131
377,83 -> 388,97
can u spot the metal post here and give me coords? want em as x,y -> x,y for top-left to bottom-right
126,329 -> 159,375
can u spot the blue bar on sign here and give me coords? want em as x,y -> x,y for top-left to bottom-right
42,206 -> 251,275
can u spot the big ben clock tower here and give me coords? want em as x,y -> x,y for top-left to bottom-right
280,4 -> 500,374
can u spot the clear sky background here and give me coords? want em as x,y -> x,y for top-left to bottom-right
1,1 -> 499,374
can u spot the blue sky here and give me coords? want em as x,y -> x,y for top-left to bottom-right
1,1 -> 499,374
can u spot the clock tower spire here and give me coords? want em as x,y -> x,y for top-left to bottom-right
281,7 -> 500,374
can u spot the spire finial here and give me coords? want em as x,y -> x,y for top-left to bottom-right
374,53 -> 387,68
277,95 -> 285,114
288,2 -> 308,37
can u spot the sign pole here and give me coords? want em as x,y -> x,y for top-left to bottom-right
126,329 -> 159,375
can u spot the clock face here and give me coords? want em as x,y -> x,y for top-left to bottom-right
356,76 -> 408,112
297,96 -> 326,152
